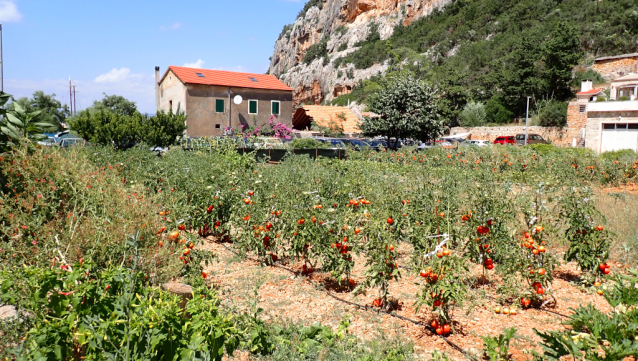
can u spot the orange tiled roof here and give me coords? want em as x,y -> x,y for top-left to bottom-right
162,66 -> 293,92
577,88 -> 603,95
293,105 -> 361,133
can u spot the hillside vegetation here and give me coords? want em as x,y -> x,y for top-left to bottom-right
331,0 -> 638,125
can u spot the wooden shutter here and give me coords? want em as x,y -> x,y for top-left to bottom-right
272,101 -> 280,115
216,99 -> 225,113
249,100 -> 257,114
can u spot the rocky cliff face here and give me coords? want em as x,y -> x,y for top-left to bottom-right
269,0 -> 452,106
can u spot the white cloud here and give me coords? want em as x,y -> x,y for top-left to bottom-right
160,22 -> 182,30
184,59 -> 205,68
95,68 -> 131,83
0,1 -> 22,22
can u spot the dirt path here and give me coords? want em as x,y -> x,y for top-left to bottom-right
201,238 -> 618,360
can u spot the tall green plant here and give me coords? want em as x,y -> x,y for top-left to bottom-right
0,93 -> 60,152
361,73 -> 443,148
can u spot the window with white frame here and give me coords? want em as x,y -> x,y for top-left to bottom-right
248,100 -> 258,114
271,101 -> 280,115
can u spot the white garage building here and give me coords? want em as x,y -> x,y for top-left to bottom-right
585,101 -> 638,153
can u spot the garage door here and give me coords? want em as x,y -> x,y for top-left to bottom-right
601,123 -> 638,152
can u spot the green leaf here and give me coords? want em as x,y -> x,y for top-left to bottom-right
1,126 -> 19,141
6,112 -> 24,127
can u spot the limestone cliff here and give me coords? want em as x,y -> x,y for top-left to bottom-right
268,0 -> 452,105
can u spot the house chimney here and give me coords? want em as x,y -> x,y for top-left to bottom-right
155,66 -> 160,112
581,79 -> 593,93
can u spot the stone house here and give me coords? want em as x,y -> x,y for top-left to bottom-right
155,66 -> 293,137
569,79 -> 638,153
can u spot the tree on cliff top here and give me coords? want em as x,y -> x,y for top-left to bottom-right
361,73 -> 443,149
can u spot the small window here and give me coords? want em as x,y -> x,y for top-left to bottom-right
196,73 -> 205,78
603,124 -> 615,130
249,77 -> 258,82
215,124 -> 221,129
215,99 -> 225,113
271,101 -> 280,115
248,100 -> 258,114
579,104 -> 587,113
617,123 -> 628,130
628,124 -> 638,130
516,135 -> 524,140
169,100 -> 173,111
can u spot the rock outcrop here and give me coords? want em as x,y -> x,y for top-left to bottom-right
269,0 -> 452,105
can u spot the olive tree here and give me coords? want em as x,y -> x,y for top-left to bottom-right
361,74 -> 443,149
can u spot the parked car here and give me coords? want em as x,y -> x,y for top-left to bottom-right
37,137 -> 58,147
367,139 -> 388,150
59,138 -> 87,148
418,139 -> 460,150
314,137 -> 370,150
515,134 -> 548,146
466,140 -> 491,147
340,138 -> 371,149
493,136 -> 516,145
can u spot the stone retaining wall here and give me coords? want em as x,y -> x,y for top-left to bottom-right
450,125 -> 580,147
592,57 -> 638,80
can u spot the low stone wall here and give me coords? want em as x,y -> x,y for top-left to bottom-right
450,126 -> 580,147
592,57 -> 638,80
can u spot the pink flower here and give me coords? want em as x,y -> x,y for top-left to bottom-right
32,240 -> 37,245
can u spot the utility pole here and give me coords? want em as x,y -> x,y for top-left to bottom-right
69,77 -> 73,115
525,96 -> 531,145
73,82 -> 76,115
227,87 -> 232,134
0,24 -> 4,93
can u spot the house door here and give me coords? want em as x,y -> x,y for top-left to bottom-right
600,123 -> 638,152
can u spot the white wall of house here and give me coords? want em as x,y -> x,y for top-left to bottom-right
585,101 -> 638,153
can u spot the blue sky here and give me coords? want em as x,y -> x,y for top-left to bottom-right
2,0 -> 305,113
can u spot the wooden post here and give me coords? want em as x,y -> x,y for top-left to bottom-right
161,283 -> 193,318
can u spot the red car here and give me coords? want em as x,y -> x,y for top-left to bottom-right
493,136 -> 515,145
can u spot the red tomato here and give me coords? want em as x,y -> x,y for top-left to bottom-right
178,224 -> 185,231
435,327 -> 443,335
387,217 -> 393,225
298,219 -> 305,225
442,324 -> 451,334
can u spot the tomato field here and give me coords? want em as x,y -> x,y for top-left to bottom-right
1,142 -> 638,360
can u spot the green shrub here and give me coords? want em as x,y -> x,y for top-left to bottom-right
338,42 -> 348,52
601,149 -> 637,160
70,109 -> 187,148
572,69 -> 605,89
302,37 -> 329,65
484,97 -> 513,124
596,96 -> 606,102
297,0 -> 323,19
459,101 -> 487,127
0,260 -> 238,361
618,96 -> 631,101
334,25 -> 347,36
538,100 -> 568,127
